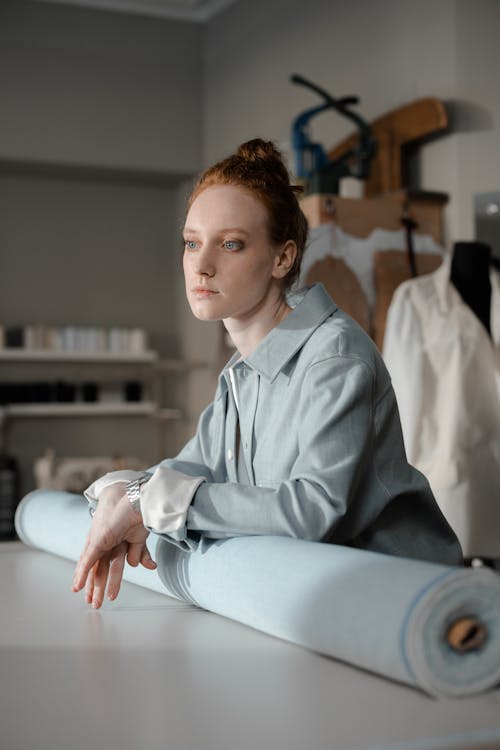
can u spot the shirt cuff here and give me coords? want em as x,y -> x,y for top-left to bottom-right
83,469 -> 146,513
140,464 -> 206,542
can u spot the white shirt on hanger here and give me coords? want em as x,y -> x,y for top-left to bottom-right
383,253 -> 500,558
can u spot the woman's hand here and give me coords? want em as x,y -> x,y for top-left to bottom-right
72,482 -> 156,608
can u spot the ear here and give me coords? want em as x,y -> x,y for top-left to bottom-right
272,240 -> 297,280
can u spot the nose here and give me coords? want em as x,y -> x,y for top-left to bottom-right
193,242 -> 216,277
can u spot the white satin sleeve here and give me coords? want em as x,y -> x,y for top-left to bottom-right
83,466 -> 206,550
83,470 -> 144,514
140,465 -> 206,543
84,470 -> 143,503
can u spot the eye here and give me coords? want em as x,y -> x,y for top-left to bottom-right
223,240 -> 243,252
184,239 -> 198,251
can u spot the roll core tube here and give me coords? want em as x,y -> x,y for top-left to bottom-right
446,617 -> 488,652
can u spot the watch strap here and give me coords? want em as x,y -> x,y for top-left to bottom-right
125,473 -> 150,513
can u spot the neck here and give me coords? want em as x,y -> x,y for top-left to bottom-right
451,241 -> 491,278
224,293 -> 291,358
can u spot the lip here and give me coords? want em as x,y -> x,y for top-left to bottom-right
192,287 -> 219,298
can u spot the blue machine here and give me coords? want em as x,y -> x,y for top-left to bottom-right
290,74 -> 376,194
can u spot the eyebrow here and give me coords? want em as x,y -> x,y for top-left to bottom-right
183,227 -> 250,236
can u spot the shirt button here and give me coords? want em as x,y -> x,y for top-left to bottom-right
227,449 -> 233,461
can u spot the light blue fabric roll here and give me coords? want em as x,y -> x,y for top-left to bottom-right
15,489 -> 500,698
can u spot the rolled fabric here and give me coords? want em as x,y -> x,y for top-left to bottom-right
15,489 -> 500,698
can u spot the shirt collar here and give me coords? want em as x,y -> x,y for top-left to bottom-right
434,250 -> 500,309
433,251 -> 500,347
223,283 -> 336,383
433,253 -> 455,313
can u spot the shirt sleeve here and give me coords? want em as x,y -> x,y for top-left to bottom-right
139,389 -> 227,550
82,392 -> 223,549
147,392 -> 224,481
180,355 -> 378,544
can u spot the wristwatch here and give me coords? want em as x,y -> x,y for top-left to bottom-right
125,473 -> 151,513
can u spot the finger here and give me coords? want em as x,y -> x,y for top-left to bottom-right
127,541 -> 143,567
72,532 -> 93,592
73,533 -> 111,593
73,547 -> 102,593
140,545 -> 157,570
72,531 -> 99,592
91,555 -> 111,609
85,563 -> 96,605
107,544 -> 127,601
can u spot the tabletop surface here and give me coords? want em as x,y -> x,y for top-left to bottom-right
1,541 -> 500,750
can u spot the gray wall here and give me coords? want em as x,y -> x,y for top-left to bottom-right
454,0 -> 500,239
0,0 -> 203,173
0,172 -> 180,346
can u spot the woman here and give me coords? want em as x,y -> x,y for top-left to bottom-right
73,139 -> 462,609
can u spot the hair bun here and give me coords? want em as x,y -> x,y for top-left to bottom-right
236,138 -> 290,183
236,138 -> 281,162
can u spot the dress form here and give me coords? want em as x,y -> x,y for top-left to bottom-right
450,241 -> 492,335
450,241 -> 498,567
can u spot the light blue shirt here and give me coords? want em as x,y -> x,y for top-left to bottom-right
158,284 -> 462,565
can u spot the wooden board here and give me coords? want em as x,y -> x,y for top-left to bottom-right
305,256 -> 371,335
328,98 -> 448,197
300,190 -> 447,244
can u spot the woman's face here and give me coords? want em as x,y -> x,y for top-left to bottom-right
182,184 -> 286,323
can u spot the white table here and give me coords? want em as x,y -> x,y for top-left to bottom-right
1,542 -> 500,750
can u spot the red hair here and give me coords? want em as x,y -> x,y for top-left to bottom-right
188,139 -> 308,290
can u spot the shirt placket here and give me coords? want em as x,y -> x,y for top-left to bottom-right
235,363 -> 259,486
224,376 -> 239,483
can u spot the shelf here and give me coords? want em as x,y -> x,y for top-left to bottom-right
0,350 -> 209,371
0,349 -> 158,363
3,402 -> 182,419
